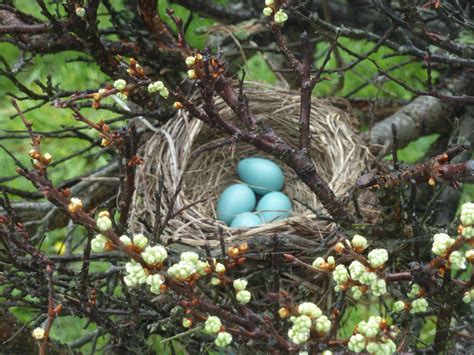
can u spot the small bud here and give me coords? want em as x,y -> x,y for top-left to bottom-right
466,249 -> 474,263
274,9 -> 288,24
28,149 -> 37,158
119,235 -> 132,246
96,214 -> 112,232
68,197 -> 83,213
133,233 -> 148,249
278,307 -> 290,318
185,56 -> 196,67
236,290 -> 251,304
263,7 -> 273,17
173,101 -> 183,109
392,300 -> 406,313
238,242 -> 248,253
351,234 -> 368,252
91,234 -> 108,253
214,331 -> 232,348
187,69 -> 196,80
233,279 -> 248,291
215,262 -> 225,274
32,327 -> 45,340
334,242 -> 345,253
43,153 -> 52,164
327,256 -> 335,266
367,248 -> 388,268
211,277 -> 221,286
204,316 -> 222,334
410,298 -> 428,314
113,79 -> 127,91
265,0 -> 274,6
182,317 -> 193,328
75,7 -> 86,17
228,247 -> 240,258
312,257 -> 325,268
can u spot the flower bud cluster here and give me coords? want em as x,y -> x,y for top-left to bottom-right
274,9 -> 288,24
96,211 -> 112,231
215,331 -> 233,348
113,79 -> 126,91
407,283 -> 421,298
204,316 -> 222,334
351,234 -> 368,252
142,245 -> 168,265
68,197 -> 83,213
341,260 -> 387,297
167,251 -> 211,281
392,300 -> 406,313
147,81 -> 169,98
367,248 -> 389,268
263,0 -> 274,16
133,234 -> 148,249
410,298 -> 428,314
124,261 -> 147,287
449,250 -> 466,270
462,289 -> 474,303
146,274 -> 165,294
348,316 -> 396,354
287,302 -> 330,344
312,256 -> 335,269
233,279 -> 251,304
91,234 -> 108,253
431,233 -> 455,255
460,202 -> 474,227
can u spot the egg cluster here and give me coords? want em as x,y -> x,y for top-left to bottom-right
216,157 -> 292,228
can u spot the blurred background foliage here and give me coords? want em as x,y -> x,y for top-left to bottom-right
0,0 -> 472,352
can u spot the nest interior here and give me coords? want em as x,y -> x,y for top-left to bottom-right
130,84 -> 371,249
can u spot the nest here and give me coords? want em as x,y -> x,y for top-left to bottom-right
130,83 -> 371,251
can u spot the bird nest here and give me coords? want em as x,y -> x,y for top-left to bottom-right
130,83 -> 371,251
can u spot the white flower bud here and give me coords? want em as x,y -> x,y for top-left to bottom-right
119,235 -> 132,245
359,271 -> 377,287
263,7 -> 273,16
75,7 -> 86,17
91,234 -> 107,253
432,233 -> 455,255
142,245 -> 168,265
462,226 -> 474,239
68,197 -> 83,213
348,333 -> 365,353
408,283 -> 421,298
236,290 -> 252,304
351,234 -> 368,251
358,316 -> 382,337
460,202 -> 474,226
449,251 -> 466,269
215,262 -> 225,274
124,261 -> 147,287
298,302 -> 322,319
159,87 -> 169,99
392,300 -> 405,313
167,261 -> 195,280
410,298 -> 428,314
312,257 -> 324,268
32,327 -> 45,340
116,92 -> 127,101
211,277 -> 221,286
204,316 -> 221,334
274,9 -> 288,24
146,274 -> 164,294
322,351 -> 333,355
181,251 -> 199,265
351,286 -> 363,300
265,0 -> 274,6
326,256 -> 335,266
196,260 -> 211,276
133,234 -> 148,249
185,56 -> 196,67
214,331 -> 232,348
113,79 -> 127,91
233,279 -> 248,291
315,315 -> 331,334
96,214 -> 112,231
332,264 -> 349,285
187,69 -> 196,80
371,279 -> 387,297
291,315 -> 312,330
367,248 -> 388,268
349,260 -> 365,281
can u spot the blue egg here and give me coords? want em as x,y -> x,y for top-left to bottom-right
256,191 -> 292,223
237,157 -> 284,195
230,212 -> 263,228
217,184 -> 257,225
